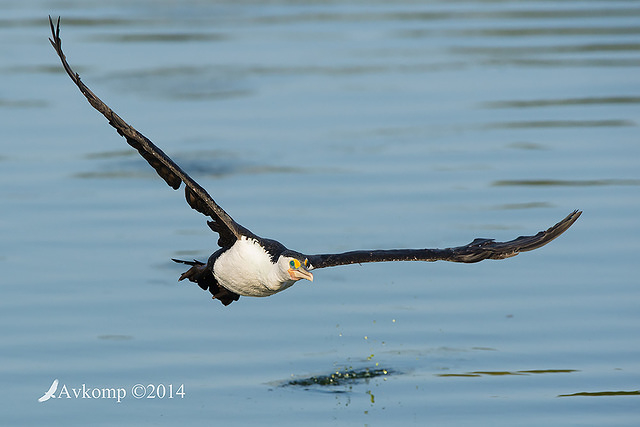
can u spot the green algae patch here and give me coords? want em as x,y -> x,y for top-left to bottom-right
286,367 -> 393,387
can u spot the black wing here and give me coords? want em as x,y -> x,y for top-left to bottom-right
306,210 -> 581,269
49,17 -> 248,248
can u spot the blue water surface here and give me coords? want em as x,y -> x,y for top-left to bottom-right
1,1 -> 639,425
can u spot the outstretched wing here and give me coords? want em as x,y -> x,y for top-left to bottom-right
306,210 -> 581,269
49,17 -> 247,248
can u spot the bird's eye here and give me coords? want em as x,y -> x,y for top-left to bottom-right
289,259 -> 300,269
303,258 -> 308,267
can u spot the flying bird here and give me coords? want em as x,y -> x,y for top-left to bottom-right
38,379 -> 59,402
49,17 -> 581,306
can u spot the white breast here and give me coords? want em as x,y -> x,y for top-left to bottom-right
212,237 -> 295,297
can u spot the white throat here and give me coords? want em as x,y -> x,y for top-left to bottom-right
212,237 -> 295,297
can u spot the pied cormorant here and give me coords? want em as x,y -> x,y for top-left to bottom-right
49,17 -> 581,306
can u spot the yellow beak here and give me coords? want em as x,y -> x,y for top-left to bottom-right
288,266 -> 314,282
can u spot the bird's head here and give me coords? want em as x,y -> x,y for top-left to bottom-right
279,254 -> 313,283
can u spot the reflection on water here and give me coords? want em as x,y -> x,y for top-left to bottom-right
74,153 -> 304,180
452,26 -> 640,38
559,390 -> 640,397
101,33 -> 227,43
481,96 -> 640,109
285,366 -> 393,388
485,119 -> 635,129
105,66 -> 253,100
0,98 -> 48,108
438,369 -> 578,377
493,179 -> 640,187
451,43 -> 640,56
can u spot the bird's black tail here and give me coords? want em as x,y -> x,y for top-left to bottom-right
171,258 -> 203,267
171,258 -> 240,306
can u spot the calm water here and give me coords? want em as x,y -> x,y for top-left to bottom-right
2,1 -> 639,425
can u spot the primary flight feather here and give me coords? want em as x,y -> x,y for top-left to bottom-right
49,17 -> 581,306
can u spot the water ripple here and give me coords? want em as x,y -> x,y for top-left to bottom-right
284,366 -> 395,389
485,119 -> 635,129
493,179 -> 640,187
481,96 -> 640,109
559,390 -> 640,397
438,369 -> 578,378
